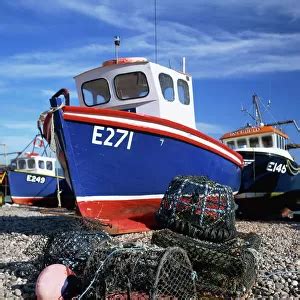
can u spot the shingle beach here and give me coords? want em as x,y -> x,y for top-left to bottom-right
0,204 -> 299,299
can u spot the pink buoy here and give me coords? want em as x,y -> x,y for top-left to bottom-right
35,264 -> 81,300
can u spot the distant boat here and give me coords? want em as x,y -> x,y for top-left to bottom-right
6,136 -> 75,208
39,55 -> 243,234
221,94 -> 300,218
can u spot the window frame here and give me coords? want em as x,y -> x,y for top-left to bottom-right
226,141 -> 235,149
159,73 -> 175,102
81,78 -> 111,107
262,135 -> 273,148
17,159 -> 27,170
237,138 -> 247,148
114,71 -> 149,101
249,137 -> 259,148
177,79 -> 190,105
27,159 -> 36,169
46,161 -> 53,171
38,160 -> 45,169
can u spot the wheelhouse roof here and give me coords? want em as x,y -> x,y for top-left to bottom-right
221,125 -> 289,140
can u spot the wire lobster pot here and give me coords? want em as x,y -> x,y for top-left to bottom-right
156,175 -> 237,243
42,230 -> 111,276
152,229 -> 261,297
80,246 -> 197,299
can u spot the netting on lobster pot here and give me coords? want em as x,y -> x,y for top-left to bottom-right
42,230 -> 111,277
80,246 -> 197,299
156,176 -> 237,242
152,229 -> 261,297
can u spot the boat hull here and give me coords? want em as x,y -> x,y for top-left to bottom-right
236,151 -> 300,217
7,170 -> 74,208
45,101 -> 243,234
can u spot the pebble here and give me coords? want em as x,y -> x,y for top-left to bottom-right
0,204 -> 299,298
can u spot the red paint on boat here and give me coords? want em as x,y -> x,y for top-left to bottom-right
77,198 -> 162,234
11,196 -> 58,206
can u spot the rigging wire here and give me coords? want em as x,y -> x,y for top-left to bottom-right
154,0 -> 158,63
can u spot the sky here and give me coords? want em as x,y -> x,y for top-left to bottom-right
0,0 -> 300,164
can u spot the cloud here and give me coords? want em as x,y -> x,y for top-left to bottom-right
0,135 -> 34,155
1,1 -> 300,81
196,122 -> 228,136
1,122 -> 36,130
1,29 -> 300,80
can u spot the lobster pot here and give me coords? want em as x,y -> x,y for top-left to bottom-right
81,246 -> 197,299
43,230 -> 111,276
156,176 -> 237,242
152,229 -> 261,297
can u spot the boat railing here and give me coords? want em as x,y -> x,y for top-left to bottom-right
50,88 -> 70,106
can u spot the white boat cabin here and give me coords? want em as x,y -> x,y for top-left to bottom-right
221,125 -> 293,160
12,154 -> 56,177
74,57 -> 196,128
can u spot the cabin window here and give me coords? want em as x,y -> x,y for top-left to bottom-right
226,141 -> 235,149
262,135 -> 273,147
114,72 -> 149,100
18,159 -> 26,170
276,135 -> 284,149
27,159 -> 35,169
46,161 -> 53,170
249,137 -> 259,148
237,139 -> 247,148
159,73 -> 174,101
38,160 -> 45,169
177,79 -> 190,105
10,160 -> 17,169
283,137 -> 286,149
82,78 -> 110,106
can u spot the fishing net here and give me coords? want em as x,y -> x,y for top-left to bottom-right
152,229 -> 261,297
80,245 -> 197,299
156,175 -> 237,243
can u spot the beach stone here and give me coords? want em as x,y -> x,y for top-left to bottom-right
291,280 -> 298,287
275,283 -> 283,290
14,289 -> 22,296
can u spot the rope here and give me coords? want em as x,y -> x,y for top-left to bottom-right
0,171 -> 6,184
287,160 -> 300,176
49,103 -> 65,207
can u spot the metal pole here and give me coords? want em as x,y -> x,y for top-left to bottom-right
0,144 -> 7,166
0,144 -> 7,200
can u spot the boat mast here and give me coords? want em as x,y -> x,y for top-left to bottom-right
252,94 -> 263,126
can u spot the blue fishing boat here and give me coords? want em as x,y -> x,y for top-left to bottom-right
39,56 -> 243,233
7,137 -> 74,208
221,94 -> 300,218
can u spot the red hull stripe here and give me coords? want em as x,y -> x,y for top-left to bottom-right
63,106 -> 242,161
63,106 -> 241,158
63,111 -> 243,166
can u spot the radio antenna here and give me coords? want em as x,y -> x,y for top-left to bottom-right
154,0 -> 158,63
114,36 -> 120,63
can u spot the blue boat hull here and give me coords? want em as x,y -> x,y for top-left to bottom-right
236,151 -> 300,217
7,170 -> 74,208
44,100 -> 242,233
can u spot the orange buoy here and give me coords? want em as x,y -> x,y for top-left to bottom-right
35,264 -> 81,299
102,57 -> 148,67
